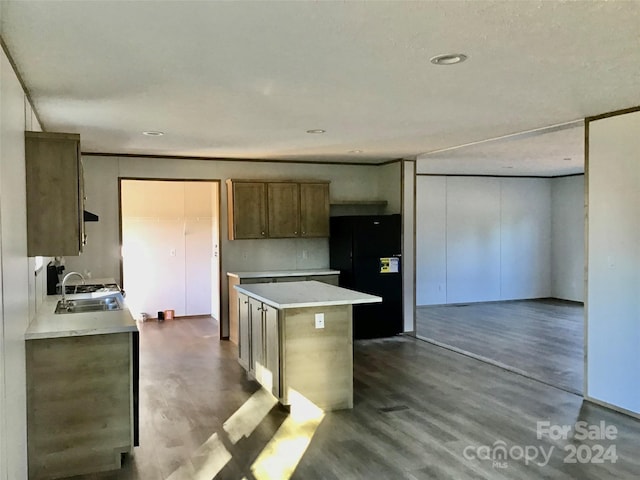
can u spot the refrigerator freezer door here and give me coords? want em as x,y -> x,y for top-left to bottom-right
330,214 -> 403,339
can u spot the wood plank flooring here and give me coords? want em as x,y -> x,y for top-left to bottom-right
416,299 -> 584,394
68,315 -> 640,480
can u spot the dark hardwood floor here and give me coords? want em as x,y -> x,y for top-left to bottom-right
71,315 -> 639,480
416,299 -> 584,394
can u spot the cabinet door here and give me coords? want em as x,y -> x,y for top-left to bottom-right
275,276 -> 306,283
248,298 -> 264,375
238,293 -> 250,370
78,155 -> 86,250
300,183 -> 330,237
227,181 -> 267,239
267,183 -> 300,238
309,274 -> 339,286
25,131 -> 83,256
262,305 -> 280,398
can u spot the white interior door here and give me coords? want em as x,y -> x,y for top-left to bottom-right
185,216 -> 212,316
122,217 -> 187,317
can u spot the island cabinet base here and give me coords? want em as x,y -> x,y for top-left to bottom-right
280,305 -> 353,411
235,280 -> 382,412
26,333 -> 135,480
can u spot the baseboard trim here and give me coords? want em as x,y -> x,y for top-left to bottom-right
584,396 -> 640,420
417,297 -> 584,308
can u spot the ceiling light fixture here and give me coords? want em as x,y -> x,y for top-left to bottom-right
502,166 -> 514,169
430,53 -> 468,65
349,150 -> 363,154
563,157 -> 572,161
142,131 -> 164,136
306,129 -> 326,134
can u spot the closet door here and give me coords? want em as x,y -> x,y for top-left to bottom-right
185,216 -> 212,316
185,183 -> 213,316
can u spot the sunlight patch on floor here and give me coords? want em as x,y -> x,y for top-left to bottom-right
250,389 -> 325,480
165,388 -> 324,479
223,388 -> 278,444
165,432 -> 231,480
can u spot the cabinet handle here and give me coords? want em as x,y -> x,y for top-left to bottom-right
257,307 -> 263,311
243,301 -> 248,305
261,231 -> 265,236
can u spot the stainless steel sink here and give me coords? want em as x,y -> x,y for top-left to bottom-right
55,295 -> 122,314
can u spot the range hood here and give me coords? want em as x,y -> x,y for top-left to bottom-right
83,210 -> 99,222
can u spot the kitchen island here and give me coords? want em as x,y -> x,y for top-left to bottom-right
234,280 -> 381,411
227,268 -> 340,344
25,286 -> 138,480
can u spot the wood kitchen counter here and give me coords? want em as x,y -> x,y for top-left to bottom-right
24,292 -> 138,480
234,281 -> 380,411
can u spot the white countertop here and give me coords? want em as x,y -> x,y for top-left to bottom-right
227,269 -> 340,279
234,280 -> 381,309
63,276 -> 118,286
25,292 -> 137,340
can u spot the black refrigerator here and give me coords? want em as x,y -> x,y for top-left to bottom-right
330,214 -> 402,339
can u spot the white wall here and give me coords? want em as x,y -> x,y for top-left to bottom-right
446,177 -> 502,303
416,176 -> 551,305
587,110 -> 640,415
65,156 -> 396,336
415,176 -> 447,305
500,178 -> 552,300
551,175 -> 585,302
0,45 -> 43,480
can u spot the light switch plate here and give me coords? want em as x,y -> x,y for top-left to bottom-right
315,313 -> 325,329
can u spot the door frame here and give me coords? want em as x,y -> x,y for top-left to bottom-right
118,177 -> 223,335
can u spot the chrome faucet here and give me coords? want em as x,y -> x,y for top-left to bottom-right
60,271 -> 85,306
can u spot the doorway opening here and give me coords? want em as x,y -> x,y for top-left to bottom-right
414,173 -> 585,395
119,179 -> 221,327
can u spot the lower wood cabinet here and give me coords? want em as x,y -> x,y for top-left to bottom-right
248,298 -> 280,397
238,293 -> 251,370
238,297 -> 280,398
26,332 -> 139,480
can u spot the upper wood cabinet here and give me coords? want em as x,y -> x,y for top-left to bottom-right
227,180 -> 267,240
227,179 -> 330,240
300,183 -> 330,237
25,131 -> 85,257
268,182 -> 300,238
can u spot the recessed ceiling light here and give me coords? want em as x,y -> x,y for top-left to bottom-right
349,150 -> 363,154
306,129 -> 326,134
142,131 -> 164,136
563,157 -> 572,161
430,53 -> 468,65
502,166 -> 514,169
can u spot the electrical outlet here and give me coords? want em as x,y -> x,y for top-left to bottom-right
170,248 -> 176,257
315,313 -> 325,329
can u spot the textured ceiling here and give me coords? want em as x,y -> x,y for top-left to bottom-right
417,122 -> 585,176
1,1 -> 638,172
